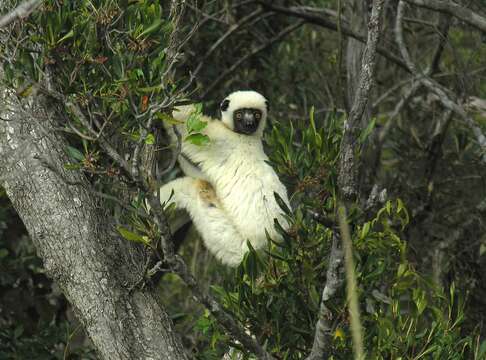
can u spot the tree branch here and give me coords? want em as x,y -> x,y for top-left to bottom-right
0,0 -> 41,28
305,233 -> 343,360
338,0 -> 386,204
307,1 -> 386,359
200,20 -> 304,100
256,0 -> 409,72
395,1 -> 486,162
404,0 -> 486,34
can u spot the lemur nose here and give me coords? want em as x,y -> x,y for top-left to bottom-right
243,113 -> 255,125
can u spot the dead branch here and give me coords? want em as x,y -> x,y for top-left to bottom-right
0,0 -> 41,28
256,0 -> 409,72
395,0 -> 486,161
404,0 -> 486,34
201,20 -> 304,100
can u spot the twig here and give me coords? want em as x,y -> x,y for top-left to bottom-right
256,0 -> 409,72
172,257 -> 274,360
404,0 -> 486,34
395,1 -> 486,161
201,20 -> 304,99
370,13 -> 452,184
0,0 -> 41,28
429,14 -> 451,75
193,8 -> 271,77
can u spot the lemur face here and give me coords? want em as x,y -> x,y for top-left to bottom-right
220,91 -> 269,136
232,108 -> 262,135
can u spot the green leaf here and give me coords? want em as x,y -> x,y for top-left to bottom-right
478,340 -> 486,359
155,112 -> 183,125
0,249 -> 9,258
187,113 -> 207,133
57,29 -> 74,44
274,192 -> 291,214
186,133 -> 210,146
145,133 -> 155,145
359,117 -> 376,144
117,226 -> 150,245
361,222 -> 371,240
137,19 -> 163,39
66,146 -> 84,161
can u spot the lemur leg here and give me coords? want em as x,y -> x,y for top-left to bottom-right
159,177 -> 248,266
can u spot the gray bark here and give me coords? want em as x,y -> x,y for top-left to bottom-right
0,93 -> 188,360
345,0 -> 370,111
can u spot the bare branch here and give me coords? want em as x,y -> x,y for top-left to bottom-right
395,1 -> 486,161
0,0 -> 41,28
173,257 -> 275,360
193,8 -> 272,77
201,20 -> 304,99
256,0 -> 409,72
404,0 -> 486,34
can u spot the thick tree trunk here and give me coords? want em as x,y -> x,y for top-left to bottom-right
0,93 -> 188,360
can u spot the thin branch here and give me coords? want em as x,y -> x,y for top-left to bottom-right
307,1 -> 385,359
305,233 -> 343,360
429,14 -> 451,75
0,0 -> 41,28
256,0 -> 409,72
172,257 -> 274,360
200,20 -> 304,99
404,0 -> 486,34
395,1 -> 486,161
371,13 -> 452,183
193,8 -> 271,77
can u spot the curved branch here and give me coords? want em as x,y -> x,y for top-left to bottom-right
404,0 -> 486,34
256,0 -> 409,72
395,1 -> 486,161
200,20 -> 304,100
0,0 -> 41,28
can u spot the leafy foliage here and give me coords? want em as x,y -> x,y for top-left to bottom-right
189,113 -> 483,359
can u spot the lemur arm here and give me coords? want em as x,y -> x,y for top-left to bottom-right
164,105 -> 229,171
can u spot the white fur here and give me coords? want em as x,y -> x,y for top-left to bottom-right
160,91 -> 290,266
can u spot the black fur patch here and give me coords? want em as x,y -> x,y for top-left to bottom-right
220,99 -> 230,112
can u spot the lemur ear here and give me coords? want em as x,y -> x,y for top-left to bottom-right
265,100 -> 269,112
220,99 -> 230,112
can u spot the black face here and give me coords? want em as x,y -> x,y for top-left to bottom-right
233,108 -> 262,135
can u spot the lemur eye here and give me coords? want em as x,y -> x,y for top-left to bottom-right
235,112 -> 242,119
254,111 -> 261,119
